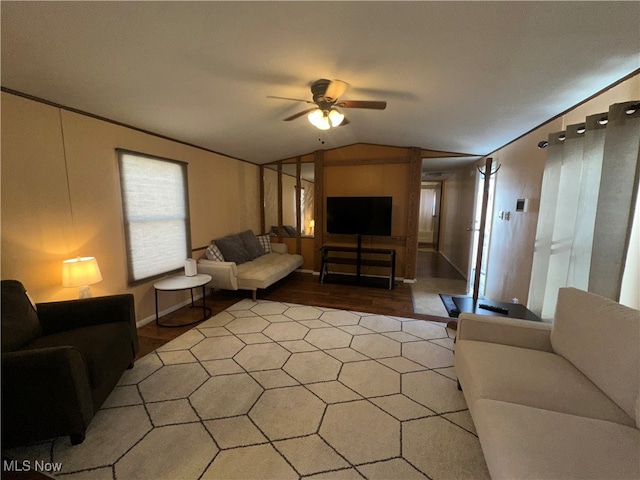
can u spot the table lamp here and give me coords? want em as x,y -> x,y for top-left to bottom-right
62,256 -> 103,298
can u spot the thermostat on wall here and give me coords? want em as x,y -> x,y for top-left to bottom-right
516,198 -> 529,212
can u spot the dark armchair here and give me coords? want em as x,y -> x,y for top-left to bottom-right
1,280 -> 139,447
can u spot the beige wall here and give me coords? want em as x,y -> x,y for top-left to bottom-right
1,92 -> 260,321
437,74 -> 639,305
482,119 -> 562,302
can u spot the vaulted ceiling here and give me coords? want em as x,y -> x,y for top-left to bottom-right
2,2 -> 638,167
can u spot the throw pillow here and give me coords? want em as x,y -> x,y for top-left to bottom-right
283,225 -> 297,237
239,230 -> 264,260
257,234 -> 272,254
205,242 -> 225,262
214,234 -> 251,265
1,280 -> 42,352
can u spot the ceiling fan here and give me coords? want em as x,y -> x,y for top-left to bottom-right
267,79 -> 387,130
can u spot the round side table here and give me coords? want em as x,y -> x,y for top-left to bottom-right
153,273 -> 212,327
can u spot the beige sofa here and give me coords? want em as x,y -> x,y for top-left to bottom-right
455,287 -> 639,480
198,242 -> 303,301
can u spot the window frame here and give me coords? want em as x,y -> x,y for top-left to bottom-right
117,148 -> 192,285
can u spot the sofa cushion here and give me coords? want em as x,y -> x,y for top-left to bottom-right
1,280 -> 42,352
472,399 -> 640,480
214,234 -> 251,265
25,323 -> 133,392
238,230 -> 265,260
551,287 -> 640,422
455,339 -> 634,426
236,252 -> 303,290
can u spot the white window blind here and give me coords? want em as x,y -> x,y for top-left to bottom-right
118,150 -> 191,284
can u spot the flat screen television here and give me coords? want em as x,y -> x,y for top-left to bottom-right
326,196 -> 392,236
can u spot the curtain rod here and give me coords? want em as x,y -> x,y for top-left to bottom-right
537,102 -> 640,148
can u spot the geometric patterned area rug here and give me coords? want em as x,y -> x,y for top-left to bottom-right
3,300 -> 489,480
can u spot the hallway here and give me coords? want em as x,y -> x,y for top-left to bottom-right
411,247 -> 468,317
416,247 -> 466,280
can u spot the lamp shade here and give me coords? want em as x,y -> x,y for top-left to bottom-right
328,109 -> 344,127
308,109 -> 330,130
62,257 -> 103,287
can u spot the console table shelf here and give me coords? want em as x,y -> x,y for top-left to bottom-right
320,245 -> 396,290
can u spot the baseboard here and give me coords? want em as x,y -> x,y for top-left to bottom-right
136,288 -> 209,328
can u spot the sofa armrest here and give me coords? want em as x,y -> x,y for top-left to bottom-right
2,347 -> 94,446
271,242 -> 288,254
197,260 -> 239,290
457,314 -> 553,352
37,295 -> 137,351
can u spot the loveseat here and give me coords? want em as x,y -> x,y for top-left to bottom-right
197,230 -> 303,301
455,287 -> 639,479
1,280 -> 139,447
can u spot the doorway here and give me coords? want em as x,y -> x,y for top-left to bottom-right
418,182 -> 442,251
412,180 -> 467,317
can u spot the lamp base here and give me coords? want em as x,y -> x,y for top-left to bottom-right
78,285 -> 93,299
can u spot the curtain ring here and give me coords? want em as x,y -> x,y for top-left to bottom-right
625,103 -> 639,115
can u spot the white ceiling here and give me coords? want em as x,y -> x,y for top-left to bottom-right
2,2 -> 639,166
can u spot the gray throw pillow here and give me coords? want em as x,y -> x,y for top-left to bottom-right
214,234 -> 251,265
283,225 -> 296,237
1,280 -> 42,352
239,230 -> 264,260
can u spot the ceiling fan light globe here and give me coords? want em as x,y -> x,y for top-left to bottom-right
328,109 -> 345,127
308,109 -> 323,127
308,109 -> 330,130
318,117 -> 331,130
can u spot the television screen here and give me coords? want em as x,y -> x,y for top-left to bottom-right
326,196 -> 392,236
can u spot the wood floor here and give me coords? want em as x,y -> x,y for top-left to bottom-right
416,250 -> 465,280
136,270 -> 451,359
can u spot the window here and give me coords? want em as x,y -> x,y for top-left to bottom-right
117,149 -> 191,284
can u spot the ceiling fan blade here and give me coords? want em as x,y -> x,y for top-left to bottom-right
267,95 -> 314,104
283,108 -> 316,121
337,100 -> 387,110
324,80 -> 349,102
